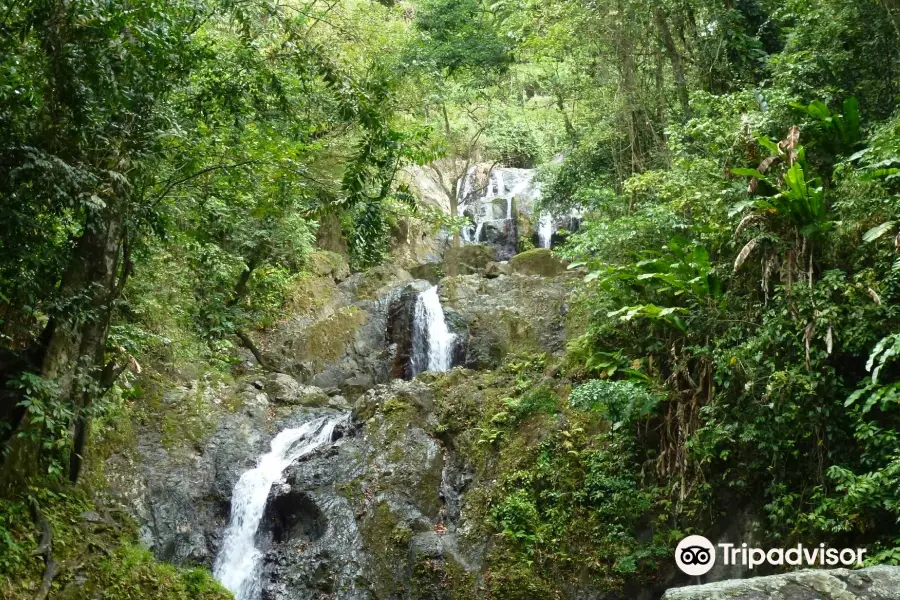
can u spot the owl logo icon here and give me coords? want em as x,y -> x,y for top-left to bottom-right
675,535 -> 716,576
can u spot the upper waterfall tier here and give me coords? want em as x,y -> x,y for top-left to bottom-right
455,164 -> 580,257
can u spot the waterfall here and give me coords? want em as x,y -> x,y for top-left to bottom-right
410,286 -> 455,376
538,213 -> 554,248
214,415 -> 343,600
456,166 -> 539,251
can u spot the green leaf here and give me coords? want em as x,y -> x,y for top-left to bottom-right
731,167 -> 767,179
862,221 -> 897,243
756,135 -> 781,156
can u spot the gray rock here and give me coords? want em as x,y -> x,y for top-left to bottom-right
509,247 -> 567,276
265,265 -> 419,398
409,262 -> 444,284
443,244 -> 496,274
480,218 -> 518,261
386,280 -> 437,380
266,373 -> 329,406
253,380 -> 478,600
441,273 -> 571,369
662,566 -> 900,600
483,261 -> 512,278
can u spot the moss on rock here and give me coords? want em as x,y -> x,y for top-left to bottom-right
508,248 -> 567,277
287,273 -> 336,316
307,249 -> 350,282
301,306 -> 367,370
444,244 -> 496,274
359,501 -> 412,597
0,490 -> 230,600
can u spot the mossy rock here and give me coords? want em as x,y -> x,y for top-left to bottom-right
508,248 -> 566,277
516,211 -> 536,253
409,262 -> 444,284
0,491 -> 229,600
463,311 -> 542,369
354,262 -> 413,300
301,306 -> 368,370
288,273 -> 336,315
359,501 -> 412,597
409,533 -> 478,600
307,249 -> 350,282
265,373 -> 329,406
444,244 -> 496,274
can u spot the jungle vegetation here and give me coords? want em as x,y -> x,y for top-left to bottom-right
2,0 -> 900,596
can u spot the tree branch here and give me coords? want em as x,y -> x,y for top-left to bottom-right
151,160 -> 258,204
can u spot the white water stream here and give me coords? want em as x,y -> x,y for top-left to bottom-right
537,213 -> 554,248
214,415 -> 343,600
410,286 -> 455,376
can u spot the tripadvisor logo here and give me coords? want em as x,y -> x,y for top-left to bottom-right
676,535 -> 716,576
675,535 -> 867,576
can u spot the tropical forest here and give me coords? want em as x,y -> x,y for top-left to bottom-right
2,0 -> 900,598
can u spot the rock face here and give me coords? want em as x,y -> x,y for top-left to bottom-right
122,258 -> 582,599
483,261 -> 512,278
440,273 -> 572,369
252,380 -> 479,600
480,217 -> 518,261
386,281 -> 434,380
444,244 -> 496,274
266,373 -> 330,407
662,566 -> 900,600
264,262 -> 418,396
122,380 -> 273,566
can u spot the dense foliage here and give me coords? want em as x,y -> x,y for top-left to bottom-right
541,0 -> 900,566
407,0 -> 900,590
3,0 -> 900,596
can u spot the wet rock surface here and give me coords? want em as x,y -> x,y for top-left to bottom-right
252,380 -> 479,600
264,262 -> 418,397
662,566 -> 900,599
386,281 -> 434,380
126,381 -> 272,566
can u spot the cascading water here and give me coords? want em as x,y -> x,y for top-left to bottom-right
410,286 -> 455,376
214,415 -> 343,600
455,167 -> 541,260
537,213 -> 554,248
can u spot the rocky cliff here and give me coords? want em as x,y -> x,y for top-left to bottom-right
100,246 -> 896,600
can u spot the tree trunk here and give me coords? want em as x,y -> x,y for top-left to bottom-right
441,103 -> 451,137
653,1 -> 691,120
236,330 -> 271,370
3,198 -> 126,487
446,173 -> 461,278
554,91 -> 577,141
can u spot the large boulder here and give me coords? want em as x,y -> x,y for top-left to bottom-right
509,247 -> 567,276
265,262 -> 416,397
440,273 -> 571,368
662,566 -> 900,599
483,261 -> 512,278
266,373 -> 330,407
307,250 -> 350,282
444,244 -> 496,274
